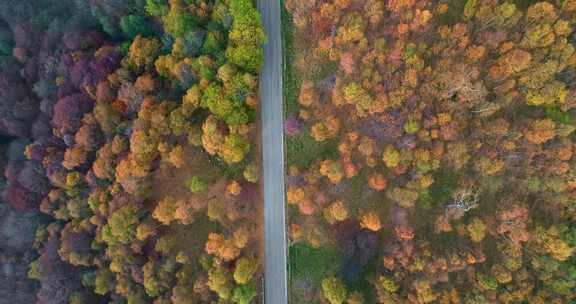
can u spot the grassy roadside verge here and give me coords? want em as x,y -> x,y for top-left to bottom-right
281,1 -> 299,118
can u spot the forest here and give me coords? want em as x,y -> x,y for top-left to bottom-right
283,0 -> 576,303
0,0 -> 265,303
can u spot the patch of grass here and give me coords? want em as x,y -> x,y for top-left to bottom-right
430,231 -> 460,251
514,105 -> 543,120
418,190 -> 433,210
170,214 -> 221,256
208,155 -> 249,180
513,0 -> 540,10
346,171 -> 366,201
310,59 -> 339,82
436,0 -> 466,26
281,1 -> 300,117
429,169 -> 458,208
286,131 -> 338,168
289,243 -> 340,282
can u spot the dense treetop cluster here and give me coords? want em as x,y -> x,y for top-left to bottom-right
284,0 -> 576,303
0,0 -> 264,303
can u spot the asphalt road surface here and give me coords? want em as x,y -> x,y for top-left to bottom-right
258,0 -> 288,303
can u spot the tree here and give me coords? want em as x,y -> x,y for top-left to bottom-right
360,211 -> 382,232
94,269 -> 115,295
243,163 -> 259,183
221,134 -> 250,164
226,45 -> 264,74
136,220 -> 157,241
94,101 -> 121,135
115,155 -> 150,195
342,82 -> 373,116
125,36 -> 161,73
187,176 -> 208,193
535,226 -> 574,261
320,159 -> 344,184
162,0 -> 197,38
233,257 -> 258,284
208,262 -> 233,300
145,0 -> 168,17
232,282 -> 257,304
52,94 -> 94,134
166,145 -> 184,168
323,201 -> 348,224
202,115 -> 226,155
226,0 -> 266,73
489,49 -> 532,80
135,73 -> 157,93
205,233 -> 241,261
378,276 -> 399,293
368,174 -> 387,191
202,83 -> 233,119
382,145 -> 401,168
298,81 -> 318,107
467,218 -> 486,243
525,119 -> 556,144
63,146 -> 88,170
153,196 -> 179,225
120,15 -> 153,39
322,277 -> 347,304
102,205 -> 139,245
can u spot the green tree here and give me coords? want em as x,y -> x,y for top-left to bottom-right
228,0 -> 266,46
102,205 -> 139,245
226,0 -> 266,73
203,31 -> 224,56
120,15 -> 154,39
145,0 -> 168,17
187,176 -> 208,193
202,83 -> 233,119
0,28 -> 14,56
226,45 -> 264,74
162,0 -> 197,38
232,282 -> 257,304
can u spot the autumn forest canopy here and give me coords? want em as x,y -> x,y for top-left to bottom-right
0,0 -> 576,303
0,0 -> 264,303
284,0 -> 576,303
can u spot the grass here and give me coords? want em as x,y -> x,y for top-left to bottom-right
170,214 -> 221,256
429,169 -> 458,208
345,171 -> 368,204
289,243 -> 340,282
436,0 -> 466,26
288,243 -> 340,304
513,0 -> 540,10
285,131 -> 338,168
309,59 -> 338,83
281,3 -> 300,118
208,154 -> 250,180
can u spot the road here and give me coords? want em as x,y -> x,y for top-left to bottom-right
258,0 -> 288,303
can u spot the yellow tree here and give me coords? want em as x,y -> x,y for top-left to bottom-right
152,196 -> 179,225
360,210 -> 382,232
